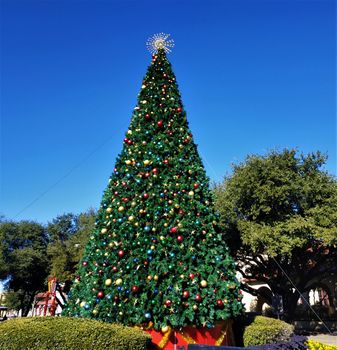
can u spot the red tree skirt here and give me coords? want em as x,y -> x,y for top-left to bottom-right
144,320 -> 234,350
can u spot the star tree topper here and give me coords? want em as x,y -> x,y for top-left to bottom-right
146,33 -> 175,54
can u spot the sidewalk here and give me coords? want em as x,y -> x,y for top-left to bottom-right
308,334 -> 337,347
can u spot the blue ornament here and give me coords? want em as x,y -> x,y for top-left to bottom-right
84,304 -> 90,310
147,249 -> 153,255
117,286 -> 122,291
133,258 -> 139,263
160,192 -> 165,197
118,218 -> 123,223
170,252 -> 175,257
144,226 -> 151,232
195,220 -> 200,225
154,288 -> 158,294
106,295 -> 111,300
147,256 -> 153,261
125,289 -> 130,295
192,256 -> 196,261
144,312 -> 151,319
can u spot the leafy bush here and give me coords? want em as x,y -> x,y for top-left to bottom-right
307,340 -> 337,350
0,317 -> 151,350
243,316 -> 294,346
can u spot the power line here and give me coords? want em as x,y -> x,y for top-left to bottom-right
12,135 -> 116,220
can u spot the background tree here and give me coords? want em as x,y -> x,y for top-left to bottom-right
0,220 -> 49,316
213,149 -> 337,321
47,209 -> 96,284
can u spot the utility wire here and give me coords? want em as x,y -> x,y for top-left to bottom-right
12,135 -> 116,220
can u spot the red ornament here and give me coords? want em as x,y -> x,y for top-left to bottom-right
189,273 -> 195,280
98,269 -> 103,275
177,235 -> 183,242
114,191 -> 118,196
183,302 -> 189,308
97,291 -> 104,299
165,300 -> 172,307
216,299 -> 224,307
112,266 -> 118,273
170,226 -> 178,234
145,113 -> 151,120
193,183 -> 199,189
124,138 -> 129,144
82,261 -> 88,267
152,168 -> 158,174
157,120 -> 163,127
177,107 -> 182,113
163,159 -> 169,165
118,250 -> 125,258
144,172 -> 150,178
182,291 -> 189,299
122,197 -> 129,203
114,295 -> 119,301
132,285 -> 139,293
143,193 -> 149,199
127,139 -> 133,145
195,294 -> 202,302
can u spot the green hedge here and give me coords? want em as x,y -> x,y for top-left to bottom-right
243,316 -> 294,346
0,317 -> 151,350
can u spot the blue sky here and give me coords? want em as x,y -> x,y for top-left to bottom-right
1,0 -> 336,224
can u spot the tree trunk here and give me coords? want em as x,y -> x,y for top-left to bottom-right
282,291 -> 299,322
21,291 -> 36,317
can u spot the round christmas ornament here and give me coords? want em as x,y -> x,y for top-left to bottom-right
63,33 -> 243,350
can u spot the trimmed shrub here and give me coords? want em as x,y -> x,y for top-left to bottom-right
0,317 -> 151,350
307,340 -> 337,350
243,316 -> 294,346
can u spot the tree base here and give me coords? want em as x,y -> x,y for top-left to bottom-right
144,320 -> 234,350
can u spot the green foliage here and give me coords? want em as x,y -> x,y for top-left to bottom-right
307,340 -> 337,350
213,149 -> 337,320
0,220 -> 49,316
2,290 -> 23,312
0,317 -> 151,350
47,209 -> 96,283
214,150 -> 337,256
243,316 -> 294,346
64,49 -> 243,328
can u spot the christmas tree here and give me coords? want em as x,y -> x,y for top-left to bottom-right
63,34 -> 243,331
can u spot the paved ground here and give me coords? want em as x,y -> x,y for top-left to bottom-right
308,334 -> 337,347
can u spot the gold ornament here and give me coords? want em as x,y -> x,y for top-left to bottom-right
143,159 -> 150,165
106,207 -> 112,213
128,216 -> 134,221
105,278 -> 112,286
115,278 -> 123,285
154,275 -> 159,281
161,325 -> 169,333
118,206 -> 124,212
188,191 -> 194,197
192,304 -> 198,311
101,228 -> 107,234
125,160 -> 131,165
200,280 -> 208,287
92,309 -> 98,315
80,301 -> 86,308
147,275 -> 152,281
131,201 -> 136,207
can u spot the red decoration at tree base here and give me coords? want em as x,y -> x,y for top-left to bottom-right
143,320 -> 234,350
